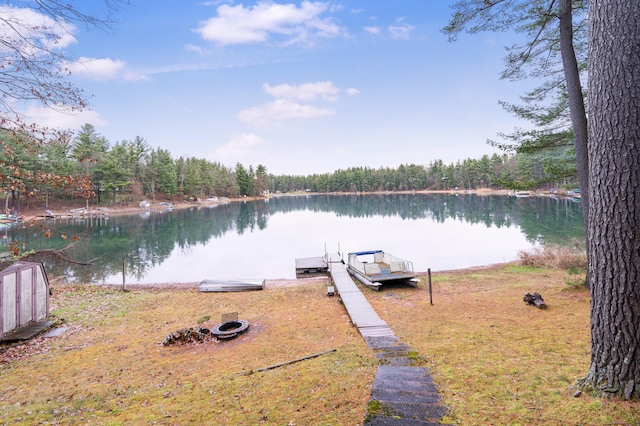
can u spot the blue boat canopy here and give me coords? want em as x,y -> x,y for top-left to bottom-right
348,250 -> 383,256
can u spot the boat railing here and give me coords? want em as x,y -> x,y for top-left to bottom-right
403,261 -> 414,273
363,263 -> 381,275
348,251 -> 415,275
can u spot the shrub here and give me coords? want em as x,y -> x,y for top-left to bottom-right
518,244 -> 587,270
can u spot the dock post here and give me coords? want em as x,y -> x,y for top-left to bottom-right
428,268 -> 433,305
122,261 -> 128,292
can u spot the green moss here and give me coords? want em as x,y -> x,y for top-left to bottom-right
197,315 -> 211,324
365,399 -> 392,422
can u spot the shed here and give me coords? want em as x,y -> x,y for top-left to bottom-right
0,261 -> 50,340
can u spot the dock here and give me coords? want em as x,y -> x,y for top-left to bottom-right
326,252 -> 449,424
38,208 -> 110,220
327,253 -> 393,338
294,256 -> 328,277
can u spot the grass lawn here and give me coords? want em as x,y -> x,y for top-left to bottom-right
1,264 -> 639,425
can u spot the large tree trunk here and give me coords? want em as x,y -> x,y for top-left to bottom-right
558,0 -> 590,283
582,0 -> 640,399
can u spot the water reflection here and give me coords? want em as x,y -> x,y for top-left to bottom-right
3,194 -> 584,284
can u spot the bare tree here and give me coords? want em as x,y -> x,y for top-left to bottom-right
0,1 -> 128,196
0,1 -> 128,126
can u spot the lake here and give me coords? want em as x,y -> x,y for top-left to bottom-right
4,193 -> 585,284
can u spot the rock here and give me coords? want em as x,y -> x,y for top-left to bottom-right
523,292 -> 547,309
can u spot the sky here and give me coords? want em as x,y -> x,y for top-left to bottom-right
20,1 -> 535,175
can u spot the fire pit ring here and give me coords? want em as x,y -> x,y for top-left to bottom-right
211,319 -> 249,340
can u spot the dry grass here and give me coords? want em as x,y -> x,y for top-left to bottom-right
518,243 -> 587,271
1,281 -> 375,425
2,266 -> 639,425
367,265 -> 639,425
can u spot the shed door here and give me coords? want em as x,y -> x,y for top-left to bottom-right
19,268 -> 34,327
2,272 -> 17,334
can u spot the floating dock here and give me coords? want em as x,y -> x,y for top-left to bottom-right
294,255 -> 329,277
324,252 -> 449,423
327,253 -> 394,338
38,208 -> 110,220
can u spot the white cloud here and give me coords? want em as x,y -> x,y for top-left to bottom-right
66,57 -> 147,82
238,80 -> 346,126
201,1 -> 233,6
0,5 -> 77,56
263,81 -> 339,101
23,104 -> 106,131
346,87 -> 360,95
238,98 -> 334,126
389,23 -> 415,40
213,133 -> 268,160
194,1 -> 345,46
185,43 -> 212,55
364,26 -> 380,35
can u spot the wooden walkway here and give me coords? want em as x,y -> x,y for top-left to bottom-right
327,253 -> 395,338
327,252 -> 450,424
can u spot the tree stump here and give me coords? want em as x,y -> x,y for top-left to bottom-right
523,292 -> 546,309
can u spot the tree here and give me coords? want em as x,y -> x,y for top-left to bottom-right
557,0 -> 589,242
0,1 -> 129,126
38,133 -> 78,206
118,136 -> 149,183
235,163 -> 251,196
0,129 -> 79,211
73,124 -> 109,168
72,123 -> 109,203
579,0 -> 640,400
97,142 -> 132,204
181,157 -> 204,199
444,0 -> 590,243
149,148 -> 177,198
0,1 -> 128,213
255,164 -> 269,196
209,161 -> 237,197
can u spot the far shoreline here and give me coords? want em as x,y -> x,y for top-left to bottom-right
15,188 -> 555,285
18,187 -> 536,223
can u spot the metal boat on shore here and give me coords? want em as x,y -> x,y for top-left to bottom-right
198,279 -> 265,292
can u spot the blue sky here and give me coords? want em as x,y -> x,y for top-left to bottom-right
24,1 -> 534,175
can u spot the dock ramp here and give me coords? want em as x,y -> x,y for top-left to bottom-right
326,252 -> 449,424
328,254 -> 394,338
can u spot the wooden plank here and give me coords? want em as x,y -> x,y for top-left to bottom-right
359,327 -> 395,337
329,261 -> 396,339
0,320 -> 56,342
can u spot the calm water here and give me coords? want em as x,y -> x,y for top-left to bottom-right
4,194 -> 585,284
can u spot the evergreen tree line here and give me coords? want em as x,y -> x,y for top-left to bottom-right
270,148 -> 578,193
1,123 -> 578,209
